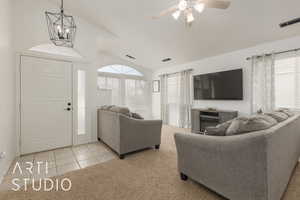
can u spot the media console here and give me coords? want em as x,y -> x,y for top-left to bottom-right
191,109 -> 238,134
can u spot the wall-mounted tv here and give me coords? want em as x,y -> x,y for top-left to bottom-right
193,69 -> 243,100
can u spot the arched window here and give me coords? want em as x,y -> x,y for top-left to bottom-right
98,65 -> 143,77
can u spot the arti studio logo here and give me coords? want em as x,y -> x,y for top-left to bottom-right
10,161 -> 72,192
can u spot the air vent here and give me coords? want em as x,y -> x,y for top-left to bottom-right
162,58 -> 172,62
279,17 -> 300,28
126,54 -> 136,60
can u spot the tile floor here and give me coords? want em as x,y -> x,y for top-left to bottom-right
0,142 -> 117,191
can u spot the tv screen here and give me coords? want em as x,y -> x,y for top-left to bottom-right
193,69 -> 243,100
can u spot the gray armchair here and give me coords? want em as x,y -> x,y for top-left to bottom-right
98,109 -> 162,159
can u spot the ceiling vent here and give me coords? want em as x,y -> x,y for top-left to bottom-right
126,54 -> 136,60
279,17 -> 300,28
162,58 -> 172,62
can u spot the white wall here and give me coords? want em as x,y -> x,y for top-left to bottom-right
0,0 -> 16,182
13,0 -> 153,143
152,36 -> 300,119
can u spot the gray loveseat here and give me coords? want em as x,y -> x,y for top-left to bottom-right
98,109 -> 162,159
175,114 -> 300,200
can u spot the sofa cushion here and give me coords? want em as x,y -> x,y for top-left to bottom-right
132,112 -> 144,120
265,111 -> 289,122
205,120 -> 233,136
109,106 -> 131,117
226,115 -> 277,136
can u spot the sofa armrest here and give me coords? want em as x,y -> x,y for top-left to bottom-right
174,133 -> 268,200
119,115 -> 162,154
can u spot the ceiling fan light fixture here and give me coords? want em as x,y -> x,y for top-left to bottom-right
152,0 -> 231,27
194,3 -> 205,13
186,12 -> 194,23
172,10 -> 181,20
178,0 -> 188,11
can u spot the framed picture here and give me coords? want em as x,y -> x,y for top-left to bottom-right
153,80 -> 160,93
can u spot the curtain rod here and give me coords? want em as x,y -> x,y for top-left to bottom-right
159,68 -> 193,77
246,47 -> 300,60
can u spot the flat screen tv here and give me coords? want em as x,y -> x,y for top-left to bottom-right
193,69 -> 243,100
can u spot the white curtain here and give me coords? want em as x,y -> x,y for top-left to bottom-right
160,70 -> 192,128
179,70 -> 192,128
251,54 -> 276,113
160,74 -> 169,124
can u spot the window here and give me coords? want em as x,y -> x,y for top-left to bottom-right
125,79 -> 149,117
274,53 -> 300,109
98,65 -> 143,77
167,74 -> 181,126
97,65 -> 150,118
77,70 -> 86,135
98,76 -> 122,105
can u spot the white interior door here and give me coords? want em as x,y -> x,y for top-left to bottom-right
20,56 -> 73,155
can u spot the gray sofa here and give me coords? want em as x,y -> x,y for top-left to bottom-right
175,114 -> 300,200
98,109 -> 162,159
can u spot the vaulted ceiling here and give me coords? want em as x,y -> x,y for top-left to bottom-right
50,0 -> 300,69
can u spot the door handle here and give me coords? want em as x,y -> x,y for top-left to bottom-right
64,108 -> 71,111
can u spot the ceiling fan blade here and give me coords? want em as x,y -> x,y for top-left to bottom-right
200,0 -> 231,9
152,5 -> 178,19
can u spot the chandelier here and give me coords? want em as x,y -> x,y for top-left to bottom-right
45,0 -> 76,48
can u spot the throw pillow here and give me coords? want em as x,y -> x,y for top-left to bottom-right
226,115 -> 277,136
101,105 -> 115,110
276,109 -> 294,117
205,120 -> 233,136
259,114 -> 278,125
265,111 -> 288,122
100,105 -> 108,110
131,112 -> 144,120
109,106 -> 131,117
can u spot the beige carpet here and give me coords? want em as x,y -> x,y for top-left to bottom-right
1,126 -> 300,200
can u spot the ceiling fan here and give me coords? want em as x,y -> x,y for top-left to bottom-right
152,0 -> 231,25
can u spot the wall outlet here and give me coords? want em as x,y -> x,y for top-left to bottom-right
0,152 -> 6,159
